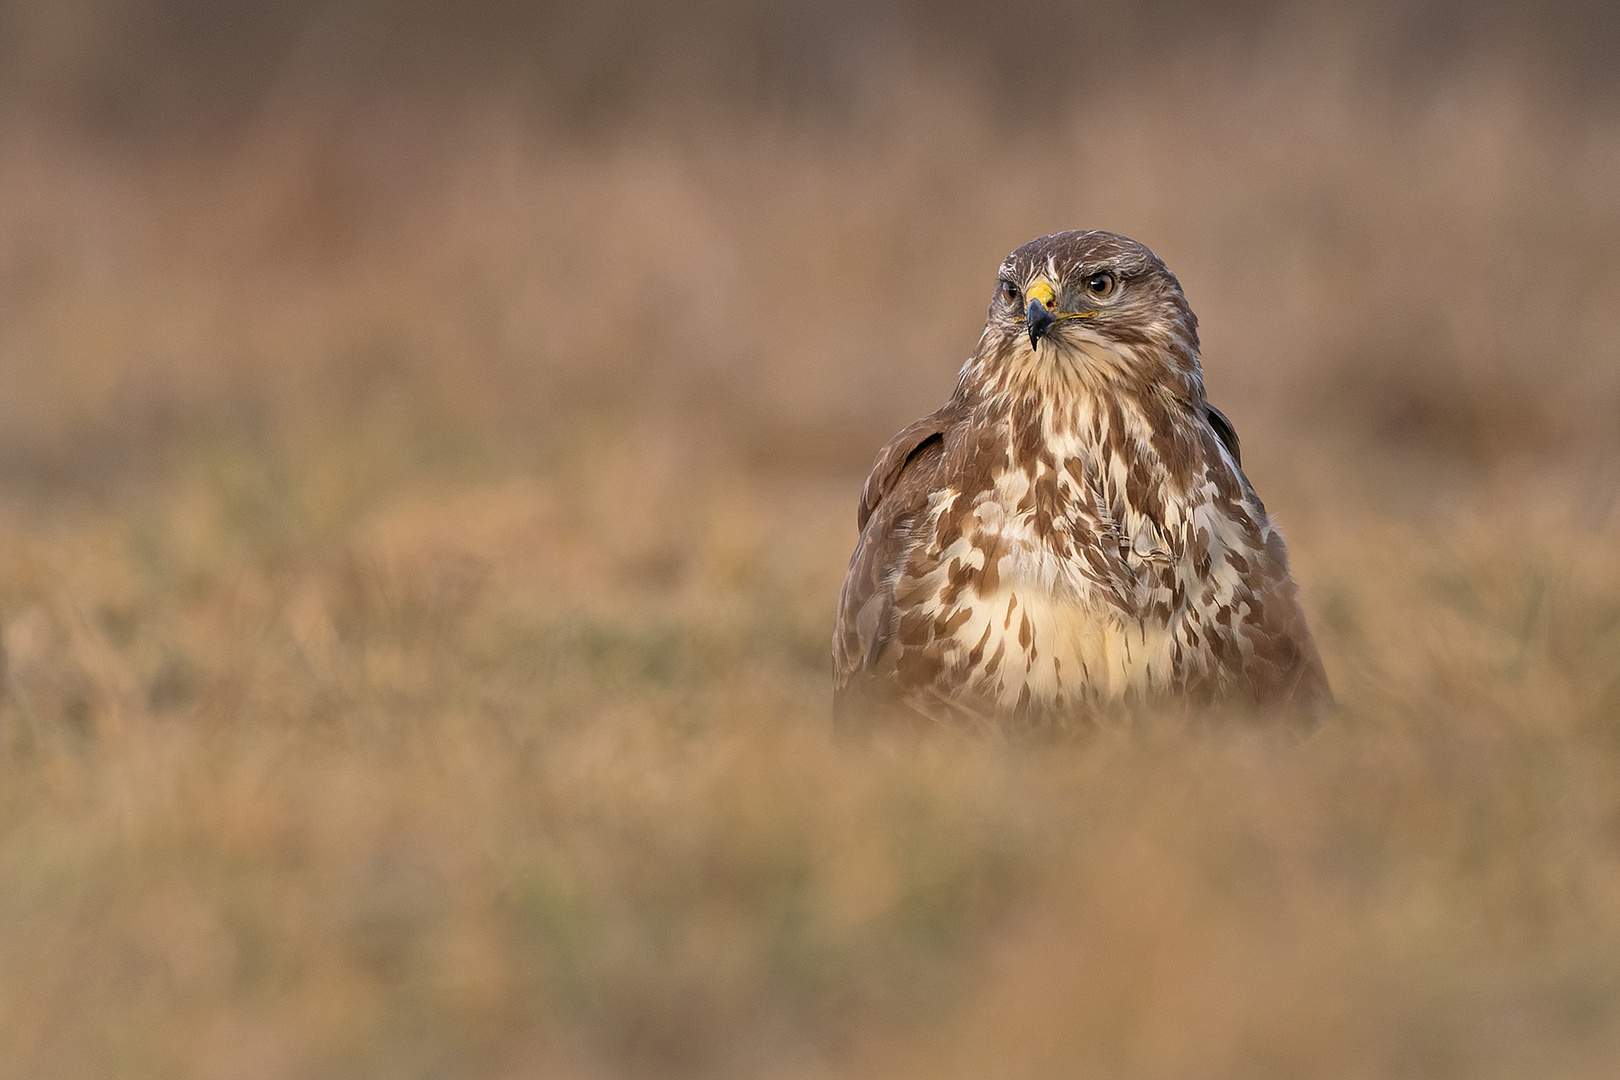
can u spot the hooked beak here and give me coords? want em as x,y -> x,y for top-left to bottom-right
1027,298 -> 1056,349
1025,277 -> 1058,349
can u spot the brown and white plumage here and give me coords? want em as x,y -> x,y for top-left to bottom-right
833,230 -> 1330,727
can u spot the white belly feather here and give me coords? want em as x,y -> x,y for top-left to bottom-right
910,453 -> 1254,711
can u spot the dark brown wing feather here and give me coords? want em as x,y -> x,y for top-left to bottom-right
834,407 -> 962,712
856,412 -> 955,531
1243,527 -> 1335,713
1197,413 -> 1331,713
1205,401 -> 1242,466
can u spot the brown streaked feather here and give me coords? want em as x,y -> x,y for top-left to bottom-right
1241,519 -> 1333,710
856,410 -> 959,531
834,403 -> 965,716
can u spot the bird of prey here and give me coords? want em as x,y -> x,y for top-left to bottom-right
833,230 -> 1330,727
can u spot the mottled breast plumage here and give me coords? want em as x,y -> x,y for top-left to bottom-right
833,230 -> 1330,727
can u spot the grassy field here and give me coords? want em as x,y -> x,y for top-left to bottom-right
2,39 -> 1620,1078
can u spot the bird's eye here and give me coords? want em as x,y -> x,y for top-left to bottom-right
1085,272 -> 1116,298
999,280 -> 1021,305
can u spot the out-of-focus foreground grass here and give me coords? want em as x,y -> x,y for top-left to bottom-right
3,11 -> 1620,1076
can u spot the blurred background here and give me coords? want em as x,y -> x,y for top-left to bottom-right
2,0 -> 1618,484
1,2 -> 1619,1078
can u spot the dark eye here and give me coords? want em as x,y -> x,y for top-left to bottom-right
1085,272 -> 1116,298
999,280 -> 1021,305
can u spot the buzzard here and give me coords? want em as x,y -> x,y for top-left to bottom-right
833,230 -> 1330,727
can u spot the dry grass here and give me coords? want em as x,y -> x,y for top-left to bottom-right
1,49 -> 1620,1079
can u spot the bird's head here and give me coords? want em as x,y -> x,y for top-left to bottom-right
977,231 -> 1202,400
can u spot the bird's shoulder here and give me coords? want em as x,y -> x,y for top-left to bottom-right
834,402 -> 971,706
855,402 -> 970,531
1203,401 -> 1241,467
